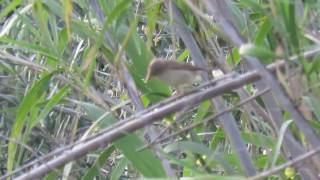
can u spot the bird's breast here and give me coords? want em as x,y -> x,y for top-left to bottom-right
156,69 -> 201,87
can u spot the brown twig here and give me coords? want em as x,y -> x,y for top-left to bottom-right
204,0 -> 320,151
3,46 -> 319,179
137,88 -> 270,151
248,146 -> 320,180
166,1 -> 257,175
12,66 -> 265,179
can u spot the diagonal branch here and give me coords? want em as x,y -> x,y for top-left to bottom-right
165,1 -> 256,175
203,1 -> 320,178
90,0 -> 174,176
137,88 -> 270,151
203,0 -> 320,150
3,47 -> 320,179
248,146 -> 320,180
12,64 -> 267,180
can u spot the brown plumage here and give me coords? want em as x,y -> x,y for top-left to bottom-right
145,58 -> 209,88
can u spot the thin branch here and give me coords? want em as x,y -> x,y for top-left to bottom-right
119,60 -> 175,176
12,64 -> 266,179
248,146 -> 320,180
91,0 -> 175,176
165,1 -> 256,175
0,51 -> 112,110
3,47 -> 319,179
136,88 -> 270,151
203,1 -> 320,175
0,51 -> 48,71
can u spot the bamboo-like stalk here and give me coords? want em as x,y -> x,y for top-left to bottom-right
10,59 -> 300,180
203,0 -> 320,149
1,45 -> 320,180
165,1 -> 256,176
90,0 -> 175,176
203,1 -> 320,178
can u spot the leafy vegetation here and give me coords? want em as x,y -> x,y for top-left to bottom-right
0,0 -> 320,179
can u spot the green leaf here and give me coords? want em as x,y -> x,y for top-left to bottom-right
213,131 -> 275,149
192,101 -> 210,133
270,120 -> 293,167
7,71 -> 56,173
81,103 -> 166,177
111,11 -> 171,100
97,0 -> 110,16
227,47 -> 241,67
33,85 -> 70,128
306,54 -> 320,76
284,2 -> 300,52
239,43 -> 277,63
210,128 -> 224,150
177,49 -> 190,62
0,36 -> 59,61
33,1 -> 56,54
303,96 -> 320,121
110,158 -> 128,180
193,101 -> 210,124
105,0 -> 131,28
254,18 -> 272,46
71,19 -> 100,40
42,0 -> 64,18
11,8 -> 40,39
164,141 -> 235,174
0,0 -> 22,21
82,146 -> 115,180
62,0 -> 72,41
116,133 -> 167,177
145,0 -> 160,49
225,0 -> 246,34
44,170 -> 60,180
241,132 -> 275,149
28,102 -> 41,132
238,0 -> 265,14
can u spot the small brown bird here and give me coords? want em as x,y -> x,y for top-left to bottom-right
145,58 -> 210,89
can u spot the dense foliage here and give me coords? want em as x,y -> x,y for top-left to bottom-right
1,0 -> 320,179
